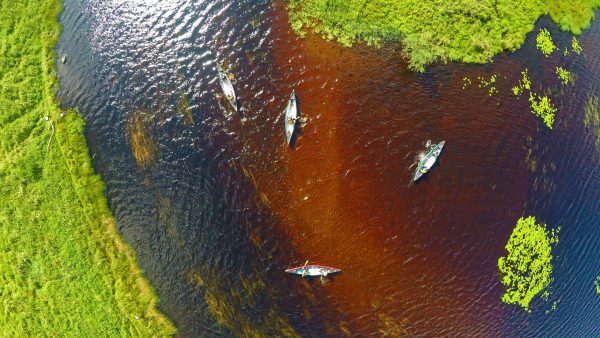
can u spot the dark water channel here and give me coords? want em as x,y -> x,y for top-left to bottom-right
57,0 -> 600,336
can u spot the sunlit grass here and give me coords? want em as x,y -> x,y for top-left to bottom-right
0,0 -> 175,335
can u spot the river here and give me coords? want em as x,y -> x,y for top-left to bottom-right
57,0 -> 600,336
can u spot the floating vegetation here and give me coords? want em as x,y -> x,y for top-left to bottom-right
556,67 -> 574,85
572,37 -> 583,55
512,69 -> 531,96
287,0 -> 598,71
536,29 -> 556,57
530,93 -> 557,129
126,110 -> 158,168
513,69 -> 556,128
477,74 -> 498,96
584,94 -> 600,152
462,77 -> 472,90
595,276 -> 600,295
498,216 -> 559,312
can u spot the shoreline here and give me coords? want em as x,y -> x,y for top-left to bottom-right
0,1 -> 175,335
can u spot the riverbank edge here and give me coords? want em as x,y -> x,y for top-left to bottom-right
45,2 -> 177,333
1,0 -> 175,335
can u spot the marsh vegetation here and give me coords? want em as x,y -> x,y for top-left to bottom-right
287,0 -> 599,71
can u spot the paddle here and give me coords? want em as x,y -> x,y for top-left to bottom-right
301,260 -> 309,278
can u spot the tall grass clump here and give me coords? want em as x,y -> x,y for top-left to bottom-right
287,0 -> 600,71
0,0 -> 175,335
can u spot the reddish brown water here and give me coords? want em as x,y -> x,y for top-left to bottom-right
57,0 -> 600,336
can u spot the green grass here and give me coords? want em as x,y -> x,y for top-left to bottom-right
287,0 -> 600,71
536,28 -> 556,57
498,216 -> 559,312
0,0 -> 175,336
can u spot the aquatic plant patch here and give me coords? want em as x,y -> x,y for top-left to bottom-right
572,37 -> 583,55
286,0 -> 600,71
556,67 -> 574,85
529,93 -> 557,129
0,0 -> 175,335
498,216 -> 559,312
595,276 -> 600,294
536,29 -> 556,57
512,69 -> 557,128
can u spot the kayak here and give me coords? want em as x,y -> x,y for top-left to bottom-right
283,90 -> 297,145
217,65 -> 238,112
413,141 -> 445,181
285,264 -> 341,277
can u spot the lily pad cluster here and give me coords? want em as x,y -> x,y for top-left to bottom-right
498,216 -> 560,312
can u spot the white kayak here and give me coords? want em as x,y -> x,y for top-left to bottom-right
283,90 -> 298,145
285,264 -> 341,277
413,141 -> 445,181
217,65 -> 238,112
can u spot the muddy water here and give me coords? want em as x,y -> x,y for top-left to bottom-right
57,0 -> 600,336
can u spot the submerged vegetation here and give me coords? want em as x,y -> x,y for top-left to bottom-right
0,0 -> 174,335
286,0 -> 600,71
536,29 -> 556,57
127,111 -> 158,168
498,216 -> 560,312
556,67 -> 574,85
584,95 -> 600,151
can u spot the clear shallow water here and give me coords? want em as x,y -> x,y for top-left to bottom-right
57,1 -> 600,336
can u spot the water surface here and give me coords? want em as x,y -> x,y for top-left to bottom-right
57,1 -> 600,336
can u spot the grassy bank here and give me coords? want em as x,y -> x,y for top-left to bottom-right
0,1 -> 175,335
287,0 -> 600,71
